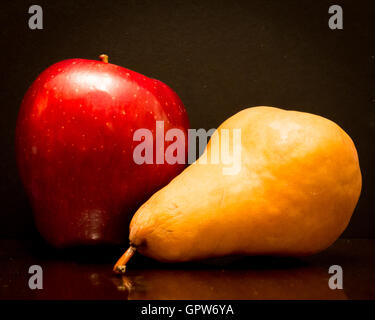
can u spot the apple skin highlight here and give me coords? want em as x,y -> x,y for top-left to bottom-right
16,55 -> 190,248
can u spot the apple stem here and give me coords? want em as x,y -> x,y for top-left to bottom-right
113,246 -> 136,274
99,54 -> 109,63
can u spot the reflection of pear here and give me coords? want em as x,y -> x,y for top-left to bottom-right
114,107 -> 361,271
123,267 -> 347,300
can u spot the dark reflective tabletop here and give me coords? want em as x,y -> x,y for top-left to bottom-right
1,239 -> 374,299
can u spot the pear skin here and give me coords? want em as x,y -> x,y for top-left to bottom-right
114,107 -> 361,271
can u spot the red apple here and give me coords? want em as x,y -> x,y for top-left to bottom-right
16,54 -> 189,248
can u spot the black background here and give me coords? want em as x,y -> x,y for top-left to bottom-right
0,0 -> 374,239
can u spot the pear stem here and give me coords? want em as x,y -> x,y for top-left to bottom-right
99,54 -> 109,63
113,246 -> 136,274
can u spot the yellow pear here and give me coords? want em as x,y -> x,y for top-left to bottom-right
114,107 -> 361,273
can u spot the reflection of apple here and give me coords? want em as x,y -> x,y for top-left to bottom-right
16,54 -> 189,247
